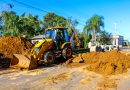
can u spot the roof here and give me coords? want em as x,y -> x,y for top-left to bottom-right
123,40 -> 129,42
111,35 -> 124,39
46,27 -> 67,30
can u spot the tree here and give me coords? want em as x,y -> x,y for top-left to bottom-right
0,16 -> 2,30
1,11 -> 42,38
78,32 -> 85,48
1,11 -> 20,36
97,30 -> 111,45
0,16 -> 2,36
84,15 -> 104,42
43,13 -> 67,28
21,14 -> 42,38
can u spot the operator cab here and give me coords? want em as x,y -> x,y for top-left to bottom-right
45,27 -> 70,49
45,27 -> 69,42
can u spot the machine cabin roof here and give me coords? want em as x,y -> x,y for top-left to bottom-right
46,27 -> 68,30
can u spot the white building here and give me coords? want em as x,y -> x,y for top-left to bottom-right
111,35 -> 124,48
123,40 -> 129,46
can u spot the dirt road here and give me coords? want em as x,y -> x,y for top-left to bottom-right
1,64 -> 130,90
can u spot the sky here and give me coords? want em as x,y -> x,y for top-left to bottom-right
0,0 -> 130,40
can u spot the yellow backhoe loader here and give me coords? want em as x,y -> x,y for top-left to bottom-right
11,27 -> 78,70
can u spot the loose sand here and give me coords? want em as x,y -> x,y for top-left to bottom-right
66,50 -> 130,75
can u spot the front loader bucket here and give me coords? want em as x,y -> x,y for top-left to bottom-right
11,54 -> 37,70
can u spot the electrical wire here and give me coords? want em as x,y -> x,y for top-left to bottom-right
12,0 -> 49,13
12,0 -> 86,26
1,0 -> 86,26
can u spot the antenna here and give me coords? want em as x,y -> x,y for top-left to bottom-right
114,22 -> 117,35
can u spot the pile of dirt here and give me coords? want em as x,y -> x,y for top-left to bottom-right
68,50 -> 130,75
0,36 -> 32,58
0,36 -> 32,68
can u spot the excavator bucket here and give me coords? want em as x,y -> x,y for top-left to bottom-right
11,54 -> 37,70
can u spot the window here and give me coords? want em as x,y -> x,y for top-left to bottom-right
45,30 -> 56,40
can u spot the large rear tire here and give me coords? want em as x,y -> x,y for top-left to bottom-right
62,47 -> 72,59
44,51 -> 55,65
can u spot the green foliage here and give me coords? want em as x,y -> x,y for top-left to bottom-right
83,33 -> 92,49
19,14 -> 42,38
0,11 -> 110,49
84,15 -> 104,42
1,11 -> 20,36
0,16 -> 2,30
43,13 -> 78,28
43,12 -> 79,37
43,13 -> 67,28
1,11 -> 43,38
97,30 -> 111,45
76,30 -> 92,49
78,32 -> 85,48
1,11 -> 79,39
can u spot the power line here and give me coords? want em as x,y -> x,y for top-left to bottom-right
12,0 -> 49,13
12,0 -> 86,26
2,0 -> 86,27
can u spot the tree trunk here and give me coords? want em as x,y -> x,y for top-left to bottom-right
93,29 -> 96,42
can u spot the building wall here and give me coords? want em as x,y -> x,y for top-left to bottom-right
123,40 -> 129,46
111,35 -> 124,47
118,36 -> 124,46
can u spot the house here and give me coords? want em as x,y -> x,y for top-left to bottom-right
111,35 -> 124,48
123,40 -> 129,46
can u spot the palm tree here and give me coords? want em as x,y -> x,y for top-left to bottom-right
84,15 -> 104,42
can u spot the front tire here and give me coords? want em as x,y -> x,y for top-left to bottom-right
62,47 -> 72,59
44,51 -> 55,65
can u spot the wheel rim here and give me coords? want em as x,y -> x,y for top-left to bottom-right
66,48 -> 72,57
47,55 -> 54,63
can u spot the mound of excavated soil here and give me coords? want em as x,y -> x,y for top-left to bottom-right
0,36 -> 32,58
68,50 -> 130,75
0,36 -> 32,69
